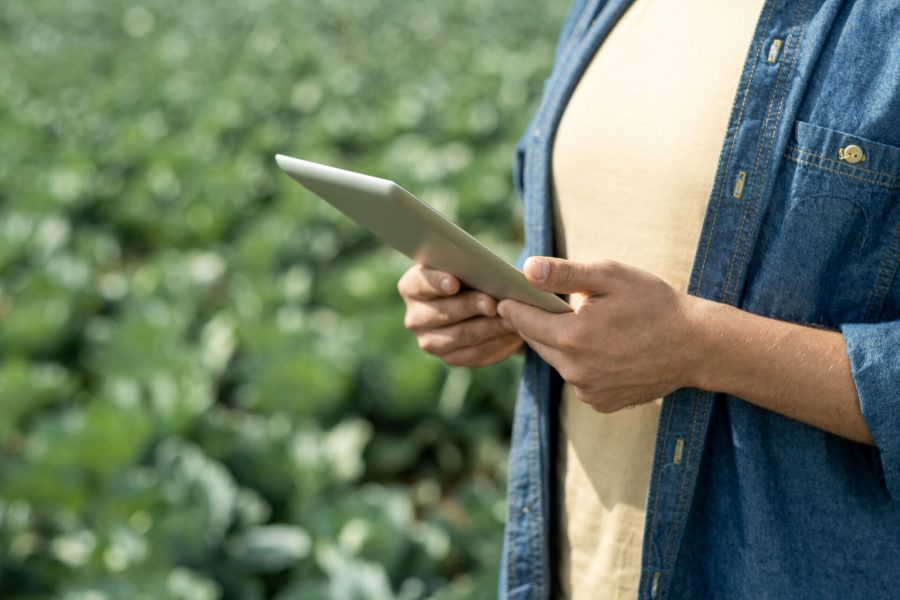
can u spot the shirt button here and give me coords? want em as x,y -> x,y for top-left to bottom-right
650,571 -> 662,598
838,144 -> 866,164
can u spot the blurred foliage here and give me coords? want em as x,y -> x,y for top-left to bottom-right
0,0 -> 566,597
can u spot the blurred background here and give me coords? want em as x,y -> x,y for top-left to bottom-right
0,0 -> 566,597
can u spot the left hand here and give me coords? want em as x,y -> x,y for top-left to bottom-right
497,257 -> 703,413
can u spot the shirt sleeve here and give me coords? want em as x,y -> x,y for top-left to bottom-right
841,320 -> 900,499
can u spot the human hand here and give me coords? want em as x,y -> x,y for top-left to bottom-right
497,257 -> 703,412
398,265 -> 523,367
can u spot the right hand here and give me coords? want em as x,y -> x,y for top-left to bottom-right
398,265 -> 523,367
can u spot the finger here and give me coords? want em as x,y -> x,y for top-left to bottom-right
497,299 -> 570,348
523,256 -> 619,296
404,292 -> 497,330
417,317 -> 513,355
398,265 -> 460,300
443,334 -> 523,367
515,329 -> 568,373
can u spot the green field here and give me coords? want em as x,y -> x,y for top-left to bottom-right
0,0 -> 566,597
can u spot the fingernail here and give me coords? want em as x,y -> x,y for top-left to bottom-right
440,278 -> 453,294
529,258 -> 549,281
476,299 -> 489,315
497,303 -> 507,318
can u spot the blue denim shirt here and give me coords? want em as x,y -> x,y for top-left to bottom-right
500,1 -> 900,598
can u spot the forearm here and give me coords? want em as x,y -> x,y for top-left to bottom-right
687,298 -> 875,446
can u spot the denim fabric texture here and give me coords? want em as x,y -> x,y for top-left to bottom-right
500,1 -> 900,598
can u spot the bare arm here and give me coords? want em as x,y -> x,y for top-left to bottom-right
688,299 -> 873,445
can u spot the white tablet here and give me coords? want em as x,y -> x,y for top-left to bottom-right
275,154 -> 571,313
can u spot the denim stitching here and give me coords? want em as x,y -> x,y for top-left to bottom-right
786,145 -> 900,181
537,360 -> 551,600
785,153 -> 900,190
572,0 -> 602,41
739,1 -> 803,211
732,0 -> 812,303
656,391 -> 714,600
553,0 -> 601,79
507,381 -> 526,595
694,0 -> 777,294
723,0 -> 805,304
643,390 -> 678,595
527,362 -> 542,600
506,399 -> 521,594
865,223 -> 900,322
528,404 -> 540,600
659,388 -> 704,590
726,0 -> 809,304
795,193 -> 871,252
721,4 -> 802,302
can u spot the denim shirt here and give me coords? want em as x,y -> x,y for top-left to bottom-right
500,1 -> 900,598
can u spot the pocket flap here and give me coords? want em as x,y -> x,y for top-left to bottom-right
786,121 -> 900,190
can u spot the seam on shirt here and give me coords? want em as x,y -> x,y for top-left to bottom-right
572,0 -> 602,42
866,223 -> 900,322
694,0 -> 777,294
785,145 -> 900,181
528,403 -> 541,600
725,0 -> 810,304
553,0 -> 599,79
722,0 -> 801,302
644,391 -> 678,588
507,399 -> 522,595
659,389 -> 705,588
785,154 -> 900,190
531,361 -> 546,600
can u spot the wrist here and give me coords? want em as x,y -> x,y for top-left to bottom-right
678,294 -> 726,392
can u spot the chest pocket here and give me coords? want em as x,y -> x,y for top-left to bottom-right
744,120 -> 900,326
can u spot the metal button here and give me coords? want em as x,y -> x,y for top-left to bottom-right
838,144 -> 866,164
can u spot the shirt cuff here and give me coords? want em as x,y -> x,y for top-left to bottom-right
842,320 -> 900,499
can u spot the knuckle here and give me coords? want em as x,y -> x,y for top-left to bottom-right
556,328 -> 581,352
417,336 -> 438,354
399,265 -> 419,287
433,304 -> 454,325
403,307 -> 423,331
596,259 -> 622,280
468,293 -> 483,314
457,322 -> 479,346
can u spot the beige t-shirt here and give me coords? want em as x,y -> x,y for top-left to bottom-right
551,0 -> 764,598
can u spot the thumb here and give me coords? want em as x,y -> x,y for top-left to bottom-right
524,256 -> 616,295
